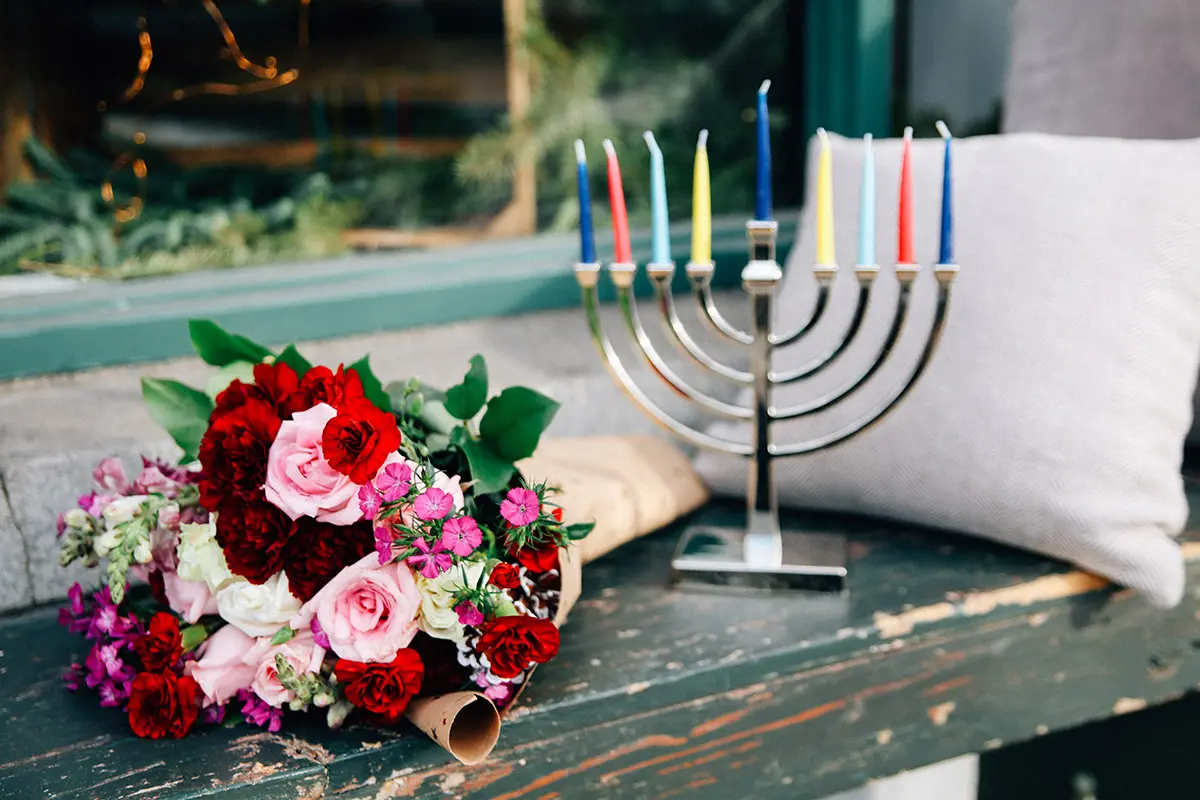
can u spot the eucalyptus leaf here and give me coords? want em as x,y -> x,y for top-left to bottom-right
565,522 -> 595,540
479,387 -> 560,462
204,361 -> 257,401
141,377 -> 214,462
188,319 -> 272,367
443,355 -> 488,420
275,344 -> 313,376
348,356 -> 392,412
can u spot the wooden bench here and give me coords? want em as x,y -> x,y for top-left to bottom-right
3,473 -> 1199,799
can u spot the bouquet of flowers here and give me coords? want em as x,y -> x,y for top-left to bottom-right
56,320 -> 592,763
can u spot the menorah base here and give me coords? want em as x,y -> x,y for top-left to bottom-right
670,509 -> 848,593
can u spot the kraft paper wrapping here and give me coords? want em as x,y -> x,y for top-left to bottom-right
405,435 -> 707,763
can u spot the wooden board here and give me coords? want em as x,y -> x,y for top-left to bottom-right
1,474 -> 1198,798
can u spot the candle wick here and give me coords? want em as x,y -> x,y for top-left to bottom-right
574,139 -> 587,164
935,120 -> 952,140
602,139 -> 616,158
642,130 -> 659,151
903,126 -> 914,142
758,79 -> 771,95
817,127 -> 829,145
863,132 -> 873,143
697,129 -> 708,150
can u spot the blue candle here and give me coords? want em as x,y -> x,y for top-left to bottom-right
755,80 -> 772,221
575,140 -> 596,264
936,120 -> 954,264
643,131 -> 671,264
857,133 -> 875,266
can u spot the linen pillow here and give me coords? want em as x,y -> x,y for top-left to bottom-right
694,131 -> 1200,607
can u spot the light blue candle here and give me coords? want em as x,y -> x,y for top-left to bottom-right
936,120 -> 954,264
755,80 -> 772,221
574,140 -> 596,264
644,131 -> 671,264
858,133 -> 875,266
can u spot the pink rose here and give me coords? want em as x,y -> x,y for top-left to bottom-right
250,630 -> 326,708
163,572 -> 217,624
186,625 -> 257,707
292,553 -> 420,663
264,403 -> 363,525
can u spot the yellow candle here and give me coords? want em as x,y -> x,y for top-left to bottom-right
815,128 -> 835,265
691,129 -> 712,264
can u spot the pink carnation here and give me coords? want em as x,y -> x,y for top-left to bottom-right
500,487 -> 540,527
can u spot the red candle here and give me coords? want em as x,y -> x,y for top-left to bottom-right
897,126 -> 914,264
603,139 -> 633,263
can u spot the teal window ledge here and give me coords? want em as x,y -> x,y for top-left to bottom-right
0,213 -> 796,380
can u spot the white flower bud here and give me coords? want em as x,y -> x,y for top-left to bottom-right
326,699 -> 354,729
94,529 -> 121,558
63,508 -> 89,530
133,540 -> 153,564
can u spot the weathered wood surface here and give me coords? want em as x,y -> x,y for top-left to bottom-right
2,485 -> 1199,799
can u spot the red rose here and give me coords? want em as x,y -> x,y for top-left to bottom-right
134,612 -> 184,672
211,362 -> 299,421
215,500 -> 292,584
334,650 -> 424,723
510,541 -> 560,574
198,398 -> 281,511
475,616 -> 560,679
283,518 -> 375,601
321,397 -> 402,484
489,563 -> 520,589
127,671 -> 199,739
290,365 -> 365,413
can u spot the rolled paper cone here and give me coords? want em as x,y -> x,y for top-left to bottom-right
518,435 -> 710,565
555,542 -> 583,627
404,692 -> 501,765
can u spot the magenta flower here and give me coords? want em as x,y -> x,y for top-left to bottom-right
358,484 -> 382,521
500,487 -> 540,527
58,584 -> 90,635
84,643 -> 134,689
78,492 -> 114,517
413,487 -> 454,521
375,461 -> 412,502
310,617 -> 330,649
441,516 -> 482,557
483,682 -> 512,703
97,679 -> 132,709
62,663 -> 84,692
93,457 -> 129,494
373,525 -> 394,565
455,601 -> 484,627
200,704 -> 228,725
406,537 -> 452,579
238,689 -> 284,732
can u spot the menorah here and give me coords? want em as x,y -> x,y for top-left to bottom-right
575,212 -> 958,592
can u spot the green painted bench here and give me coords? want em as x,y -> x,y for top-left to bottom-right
3,473 -> 1199,799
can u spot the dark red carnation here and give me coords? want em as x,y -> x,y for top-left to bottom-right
215,500 -> 292,584
134,612 -> 184,672
509,540 -> 560,574
321,397 -> 402,484
147,569 -> 169,607
211,362 -> 300,422
407,634 -> 470,695
489,563 -> 520,589
283,517 -> 375,601
198,398 -> 281,512
127,671 -> 199,739
289,365 -> 365,413
475,616 -> 560,679
334,650 -> 423,723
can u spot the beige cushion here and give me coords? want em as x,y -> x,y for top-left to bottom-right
694,131 -> 1200,607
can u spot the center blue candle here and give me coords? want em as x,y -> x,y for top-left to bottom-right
936,120 -> 954,264
643,131 -> 671,264
755,80 -> 772,221
574,139 -> 596,264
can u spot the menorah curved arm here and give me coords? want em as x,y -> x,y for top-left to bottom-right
575,265 -> 754,456
611,266 -> 753,421
768,271 -> 915,420
770,268 -> 955,456
769,268 -> 875,385
766,266 -> 837,347
686,263 -> 755,345
645,267 -> 753,385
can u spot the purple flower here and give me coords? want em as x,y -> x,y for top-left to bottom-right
413,487 -> 454,521
97,679 -> 131,709
375,462 -> 412,502
93,457 -> 129,494
500,487 -> 540,527
56,512 -> 67,537
141,456 -> 197,485
455,601 -> 484,627
239,689 -> 284,732
373,525 -> 394,566
78,492 -> 114,517
358,484 -> 382,521
58,584 -> 90,635
441,516 -> 482,557
406,537 -> 452,579
310,617 -> 331,649
62,663 -> 84,692
200,703 -> 228,725
84,644 -> 134,689
483,682 -> 512,703
132,464 -> 180,497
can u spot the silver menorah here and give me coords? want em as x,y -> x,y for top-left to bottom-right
576,219 -> 958,592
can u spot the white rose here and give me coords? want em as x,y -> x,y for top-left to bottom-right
216,572 -> 302,638
102,495 -> 150,530
176,520 -> 234,592
416,560 -> 489,643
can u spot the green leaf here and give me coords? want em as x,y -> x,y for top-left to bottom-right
188,319 -> 272,367
565,522 -> 595,540
450,426 -> 515,495
141,377 -> 214,462
269,626 -> 295,646
348,356 -> 391,412
204,360 -> 256,401
181,624 -> 209,652
275,344 -> 312,377
479,387 -> 561,462
443,355 -> 489,421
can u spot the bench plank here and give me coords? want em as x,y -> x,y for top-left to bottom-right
2,485 -> 1199,799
